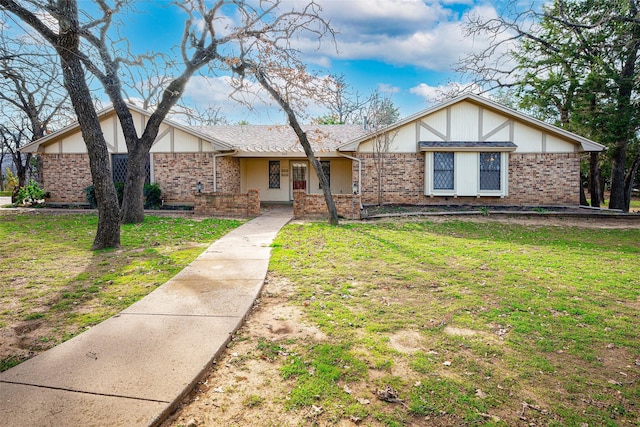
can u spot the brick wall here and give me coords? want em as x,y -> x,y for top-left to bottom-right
41,152 -> 242,206
216,156 -> 241,194
355,152 -> 580,207
194,189 -> 260,218
42,153 -> 92,203
293,190 -> 361,220
508,153 -> 580,205
152,153 -> 240,204
153,153 -> 214,204
358,153 -> 425,205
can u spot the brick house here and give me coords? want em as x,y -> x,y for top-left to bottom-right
20,94 -> 604,217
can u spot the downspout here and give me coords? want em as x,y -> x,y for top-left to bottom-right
213,150 -> 237,192
338,152 -> 362,209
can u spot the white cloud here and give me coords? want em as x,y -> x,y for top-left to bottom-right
378,83 -> 401,95
410,81 -> 481,102
290,1 -> 502,73
182,73 -> 334,124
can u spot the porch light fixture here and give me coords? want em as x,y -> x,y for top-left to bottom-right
197,181 -> 203,193
352,182 -> 358,195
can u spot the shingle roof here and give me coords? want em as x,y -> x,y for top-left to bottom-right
194,124 -> 366,154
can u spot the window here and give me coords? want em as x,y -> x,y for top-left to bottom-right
112,154 -> 150,185
424,150 -> 509,197
479,152 -> 501,191
433,152 -> 454,190
268,161 -> 280,189
319,161 -> 331,189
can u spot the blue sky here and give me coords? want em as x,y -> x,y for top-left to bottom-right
111,0 -> 507,124
109,0 -> 510,124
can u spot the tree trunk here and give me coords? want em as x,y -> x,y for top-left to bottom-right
117,74 -> 192,224
120,148 -> 147,224
608,19 -> 638,212
623,150 -> 640,212
376,159 -> 384,206
609,143 -> 628,211
253,69 -> 339,225
588,152 -> 601,207
13,152 -> 31,188
57,0 -> 120,249
580,176 -> 588,207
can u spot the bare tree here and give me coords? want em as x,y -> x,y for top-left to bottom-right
319,74 -> 371,125
209,2 -> 342,224
0,0 -> 338,247
361,92 -> 399,206
0,28 -> 70,199
251,66 -> 340,224
119,61 -> 229,125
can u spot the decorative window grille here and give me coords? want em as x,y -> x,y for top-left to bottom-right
268,160 -> 280,189
433,152 -> 454,190
319,161 -> 330,189
479,152 -> 501,190
112,154 -> 150,185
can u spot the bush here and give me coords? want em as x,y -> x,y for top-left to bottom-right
143,183 -> 162,209
83,184 -> 98,208
115,182 -> 124,206
15,180 -> 46,206
83,182 -> 162,209
4,168 -> 18,193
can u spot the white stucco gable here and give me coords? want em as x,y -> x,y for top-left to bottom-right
339,93 -> 606,154
20,104 -> 233,154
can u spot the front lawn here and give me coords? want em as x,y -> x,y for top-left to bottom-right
261,219 -> 640,426
0,212 -> 242,371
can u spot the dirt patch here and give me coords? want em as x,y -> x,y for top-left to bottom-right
388,330 -> 425,354
161,276 -> 324,427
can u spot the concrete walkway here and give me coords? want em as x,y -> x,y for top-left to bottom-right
0,208 -> 292,426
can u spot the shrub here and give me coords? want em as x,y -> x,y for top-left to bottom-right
143,183 -> 162,209
4,168 -> 18,193
114,182 -> 124,206
83,185 -> 97,208
15,180 -> 46,206
83,182 -> 162,209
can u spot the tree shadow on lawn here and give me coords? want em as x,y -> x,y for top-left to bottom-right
0,213 -> 240,371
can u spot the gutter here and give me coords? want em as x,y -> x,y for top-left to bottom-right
213,150 -> 237,192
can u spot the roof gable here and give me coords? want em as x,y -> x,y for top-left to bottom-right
20,104 -> 233,153
339,93 -> 605,153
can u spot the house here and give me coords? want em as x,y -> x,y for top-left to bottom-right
20,94 -> 605,218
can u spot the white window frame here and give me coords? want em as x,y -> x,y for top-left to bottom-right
477,152 -> 509,197
424,151 -> 509,197
425,152 -> 457,196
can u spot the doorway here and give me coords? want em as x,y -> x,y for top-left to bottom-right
290,161 -> 308,199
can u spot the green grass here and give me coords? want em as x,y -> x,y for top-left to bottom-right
0,212 -> 242,371
268,219 -> 640,426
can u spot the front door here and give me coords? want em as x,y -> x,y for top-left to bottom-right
291,161 -> 308,198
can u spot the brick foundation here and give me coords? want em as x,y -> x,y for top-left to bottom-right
194,189 -> 260,218
355,152 -> 580,207
293,190 -> 361,220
